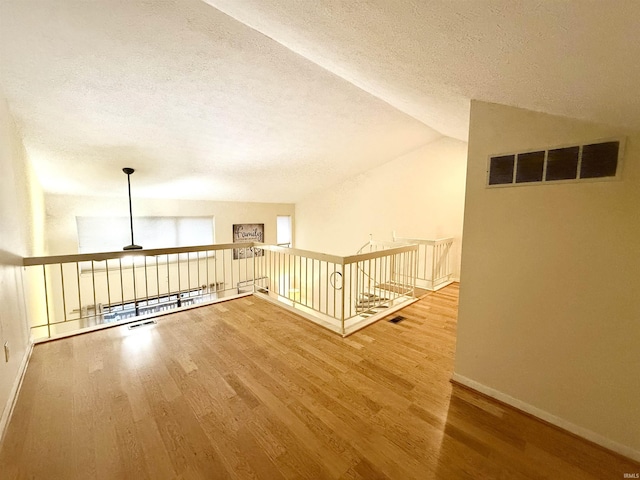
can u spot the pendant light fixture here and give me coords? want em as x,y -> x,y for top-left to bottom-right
122,167 -> 142,250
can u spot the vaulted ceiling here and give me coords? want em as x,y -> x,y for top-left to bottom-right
1,1 -> 639,202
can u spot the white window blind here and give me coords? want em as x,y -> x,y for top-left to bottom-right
76,216 -> 215,253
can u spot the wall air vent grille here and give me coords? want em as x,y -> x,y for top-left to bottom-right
128,319 -> 157,330
487,138 -> 624,188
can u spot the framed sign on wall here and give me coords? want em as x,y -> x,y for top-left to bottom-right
232,223 -> 264,259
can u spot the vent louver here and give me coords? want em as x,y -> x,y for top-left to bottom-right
128,319 -> 157,330
487,139 -> 623,187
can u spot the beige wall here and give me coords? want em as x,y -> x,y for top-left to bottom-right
0,94 -> 45,437
44,194 -> 294,255
294,137 -> 468,276
456,101 -> 640,458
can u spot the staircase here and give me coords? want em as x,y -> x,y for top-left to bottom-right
354,292 -> 388,318
353,236 -> 414,318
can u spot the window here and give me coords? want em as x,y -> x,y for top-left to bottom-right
487,138 -> 623,188
276,215 -> 292,247
76,216 -> 215,253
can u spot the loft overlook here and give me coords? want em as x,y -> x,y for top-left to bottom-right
2,1 -> 640,478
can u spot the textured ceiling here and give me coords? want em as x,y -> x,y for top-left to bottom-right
205,0 -> 640,140
2,1 -> 640,202
0,0 -> 440,202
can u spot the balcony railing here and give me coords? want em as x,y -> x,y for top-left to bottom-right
253,243 -> 418,335
392,235 -> 455,291
23,241 -> 419,340
23,243 -> 257,340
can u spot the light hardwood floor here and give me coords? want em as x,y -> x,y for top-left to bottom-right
1,284 -> 638,479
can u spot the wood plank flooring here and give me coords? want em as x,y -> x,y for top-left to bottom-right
1,284 -> 638,479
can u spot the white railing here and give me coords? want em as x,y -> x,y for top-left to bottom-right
253,245 -> 345,332
392,234 -> 455,291
342,244 -> 418,334
354,238 -> 416,308
23,241 -> 419,340
253,243 -> 418,335
23,242 -> 257,340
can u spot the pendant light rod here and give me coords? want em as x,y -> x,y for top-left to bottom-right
123,167 -> 142,251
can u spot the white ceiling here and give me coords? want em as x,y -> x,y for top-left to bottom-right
2,1 -> 640,203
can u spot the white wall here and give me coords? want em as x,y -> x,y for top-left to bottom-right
44,194 -> 294,255
31,195 -> 294,337
0,94 -> 45,438
456,101 -> 640,459
294,137 -> 468,277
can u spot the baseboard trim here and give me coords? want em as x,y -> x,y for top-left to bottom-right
451,374 -> 640,463
0,340 -> 34,448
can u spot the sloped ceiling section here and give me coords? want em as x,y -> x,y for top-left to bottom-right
0,0 -> 440,202
205,0 -> 640,141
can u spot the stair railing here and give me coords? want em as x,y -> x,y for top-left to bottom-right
392,234 -> 455,291
353,235 -> 415,314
